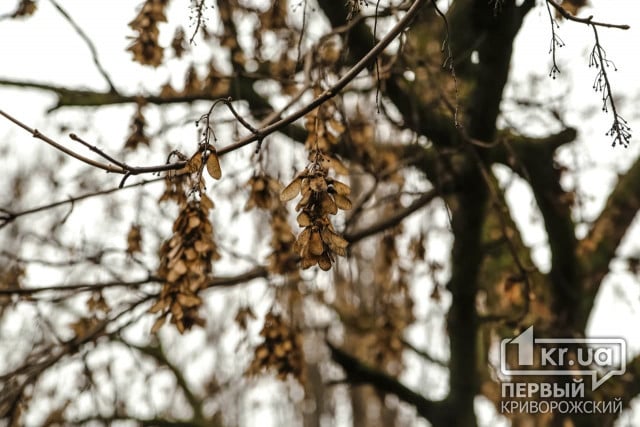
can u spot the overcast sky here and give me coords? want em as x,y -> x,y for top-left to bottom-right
1,1 -> 640,425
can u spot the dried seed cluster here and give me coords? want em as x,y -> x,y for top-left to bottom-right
159,143 -> 221,208
244,174 -> 298,275
247,312 -> 304,381
124,102 -> 150,150
170,27 -> 187,58
159,62 -> 230,99
10,0 -> 36,18
348,111 -> 403,184
372,289 -> 415,375
150,200 -> 220,333
266,211 -> 298,275
126,224 -> 143,255
245,174 -> 282,211
259,0 -> 288,30
127,0 -> 168,67
280,154 -> 352,271
370,233 -> 415,374
304,90 -> 345,152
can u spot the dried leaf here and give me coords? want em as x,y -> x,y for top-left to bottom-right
294,228 -> 311,253
194,239 -> 211,253
206,152 -> 222,179
149,298 -> 169,313
126,224 -> 142,254
310,176 -> 328,192
186,151 -> 203,173
321,155 -> 349,175
166,268 -> 181,283
320,193 -> 338,215
318,253 -> 332,271
280,178 -> 301,202
334,194 -> 352,210
322,228 -> 348,249
297,211 -> 312,227
173,260 -> 188,275
171,301 -> 184,320
309,230 -> 324,256
187,215 -> 201,231
301,256 -> 317,269
330,179 -> 351,196
151,315 -> 166,333
176,319 -> 186,334
201,194 -> 215,211
296,189 -> 312,211
184,248 -> 198,261
177,293 -> 202,307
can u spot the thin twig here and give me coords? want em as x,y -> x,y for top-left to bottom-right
589,25 -> 632,147
217,0 -> 427,155
545,0 -> 630,30
0,109 -> 187,175
431,0 -> 460,127
48,0 -> 118,93
344,189 -> 439,243
0,176 -> 164,229
545,0 -> 564,79
189,0 -> 207,44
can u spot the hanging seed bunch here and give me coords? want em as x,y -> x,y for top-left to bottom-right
245,174 -> 282,211
266,210 -> 299,275
280,151 -> 352,271
10,0 -> 37,18
372,278 -> 415,375
126,224 -> 143,255
127,0 -> 168,67
124,101 -> 150,150
371,229 -> 414,375
246,311 -> 304,381
152,124 -> 222,333
304,89 -> 345,153
150,198 -> 220,333
203,61 -> 230,97
259,0 -> 288,30
245,174 -> 298,275
170,26 -> 187,58
159,132 -> 222,207
183,64 -> 202,95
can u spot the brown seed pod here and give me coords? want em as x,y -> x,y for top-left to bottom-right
206,151 -> 222,179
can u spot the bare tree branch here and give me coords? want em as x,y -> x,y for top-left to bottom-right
48,0 -> 118,93
545,0 -> 630,30
327,341 -> 446,424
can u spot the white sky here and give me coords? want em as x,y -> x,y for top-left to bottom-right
2,0 -> 640,426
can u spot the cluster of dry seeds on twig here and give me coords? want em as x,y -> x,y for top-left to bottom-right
170,26 -> 187,58
159,62 -> 230,98
303,90 -> 346,153
245,174 -> 299,275
245,174 -> 282,211
280,150 -> 352,271
126,224 -> 143,255
278,98 -> 353,271
259,0 -> 288,31
150,198 -> 220,333
150,116 -> 223,333
124,101 -> 150,150
9,0 -> 36,18
246,311 -> 304,381
370,234 -> 415,375
127,0 -> 168,67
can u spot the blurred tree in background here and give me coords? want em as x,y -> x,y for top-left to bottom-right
0,0 -> 638,426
